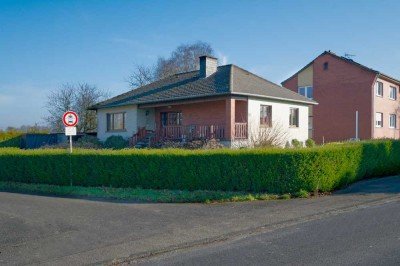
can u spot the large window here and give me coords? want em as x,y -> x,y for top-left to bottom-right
375,112 -> 383,127
161,112 -> 182,126
389,114 -> 397,129
298,86 -> 313,99
107,112 -> 126,131
289,108 -> 299,127
389,86 -> 397,100
260,105 -> 272,127
376,81 -> 383,97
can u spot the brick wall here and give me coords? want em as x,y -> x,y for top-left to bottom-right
155,100 -> 227,127
283,53 -> 377,143
313,54 -> 376,143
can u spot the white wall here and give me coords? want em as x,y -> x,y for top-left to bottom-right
97,105 -> 138,141
247,98 -> 309,146
137,108 -> 156,131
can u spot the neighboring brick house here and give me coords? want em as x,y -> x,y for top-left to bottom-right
282,51 -> 400,144
91,56 -> 316,147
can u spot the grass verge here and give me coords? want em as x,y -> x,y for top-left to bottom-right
0,182 -> 309,203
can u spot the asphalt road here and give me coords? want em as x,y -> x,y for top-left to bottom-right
139,199 -> 400,266
0,176 -> 399,266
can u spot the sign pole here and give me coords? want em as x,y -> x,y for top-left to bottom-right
62,111 -> 78,154
62,111 -> 78,187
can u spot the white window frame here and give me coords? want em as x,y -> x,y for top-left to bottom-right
107,112 -> 127,131
389,114 -> 397,129
376,81 -> 383,97
389,86 -> 397,100
375,112 -> 383,127
260,105 -> 272,127
298,86 -> 313,99
289,108 -> 299,127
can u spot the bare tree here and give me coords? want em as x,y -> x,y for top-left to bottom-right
155,41 -> 214,80
44,84 -> 75,132
44,83 -> 108,133
74,83 -> 109,132
126,64 -> 154,88
127,41 -> 215,89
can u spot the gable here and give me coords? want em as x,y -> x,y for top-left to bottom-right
298,65 -> 313,87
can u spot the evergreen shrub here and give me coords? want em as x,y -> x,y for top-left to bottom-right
0,140 -> 399,193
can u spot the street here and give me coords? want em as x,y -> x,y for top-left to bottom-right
0,176 -> 399,265
139,200 -> 400,266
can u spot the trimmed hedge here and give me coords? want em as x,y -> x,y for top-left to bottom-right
0,132 -> 22,148
0,140 -> 399,193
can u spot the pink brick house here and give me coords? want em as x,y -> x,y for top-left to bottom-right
92,56 -> 316,147
282,51 -> 400,144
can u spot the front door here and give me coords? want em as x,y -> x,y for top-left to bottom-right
160,112 -> 183,139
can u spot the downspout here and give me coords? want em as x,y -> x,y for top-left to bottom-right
371,74 -> 379,139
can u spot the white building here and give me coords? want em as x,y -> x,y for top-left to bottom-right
91,56 -> 317,147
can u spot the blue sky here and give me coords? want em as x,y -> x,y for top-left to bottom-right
1,0 -> 400,129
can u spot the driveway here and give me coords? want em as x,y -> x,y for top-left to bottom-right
0,176 -> 399,265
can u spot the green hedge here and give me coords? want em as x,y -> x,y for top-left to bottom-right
0,140 -> 399,193
0,132 -> 22,148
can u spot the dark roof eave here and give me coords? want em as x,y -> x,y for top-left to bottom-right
232,92 -> 318,105
378,73 -> 400,85
93,92 -> 232,109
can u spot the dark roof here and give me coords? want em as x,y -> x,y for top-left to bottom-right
92,64 -> 316,110
282,51 -> 400,85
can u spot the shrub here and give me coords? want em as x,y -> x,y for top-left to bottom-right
248,123 -> 289,148
305,138 -> 316,148
294,189 -> 309,198
77,135 -> 102,149
0,131 -> 22,148
291,139 -> 302,148
0,140 -> 399,194
103,135 -> 128,149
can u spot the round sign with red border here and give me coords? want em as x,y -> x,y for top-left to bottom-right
63,111 -> 79,127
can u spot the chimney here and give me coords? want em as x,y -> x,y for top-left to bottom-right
199,56 -> 218,78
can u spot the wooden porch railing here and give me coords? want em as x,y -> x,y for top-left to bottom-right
156,123 -> 248,141
235,123 -> 248,139
128,123 -> 248,147
158,125 -> 225,141
129,127 -> 146,146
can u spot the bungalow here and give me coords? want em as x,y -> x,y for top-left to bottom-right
91,56 -> 317,147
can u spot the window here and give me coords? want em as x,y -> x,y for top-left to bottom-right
389,114 -> 397,128
376,81 -> 383,96
289,108 -> 299,127
107,112 -> 126,131
260,105 -> 272,127
323,62 -> 329,71
161,112 -> 182,126
375,112 -> 383,127
298,86 -> 313,99
389,86 -> 397,100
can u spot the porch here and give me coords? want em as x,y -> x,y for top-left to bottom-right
131,97 -> 249,146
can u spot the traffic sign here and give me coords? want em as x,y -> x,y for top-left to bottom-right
65,126 -> 77,136
63,111 -> 79,127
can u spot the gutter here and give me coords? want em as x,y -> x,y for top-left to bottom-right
231,92 -> 318,106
